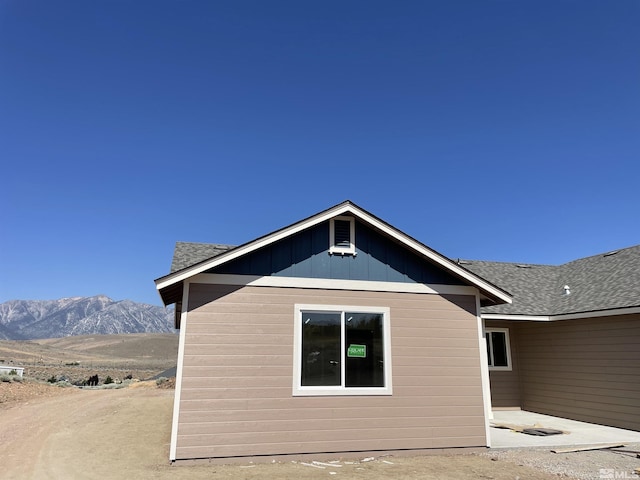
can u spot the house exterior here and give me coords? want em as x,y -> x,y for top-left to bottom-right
155,201 -> 640,463
155,201 -> 512,463
462,246 -> 640,432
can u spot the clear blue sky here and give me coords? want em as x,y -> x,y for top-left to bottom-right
1,1 -> 638,306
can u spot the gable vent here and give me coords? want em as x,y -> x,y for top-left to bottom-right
334,220 -> 351,248
329,216 -> 356,255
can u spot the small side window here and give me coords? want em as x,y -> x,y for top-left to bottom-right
329,216 -> 356,255
486,328 -> 512,371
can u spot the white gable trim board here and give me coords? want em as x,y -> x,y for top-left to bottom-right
189,273 -> 480,297
155,202 -> 512,306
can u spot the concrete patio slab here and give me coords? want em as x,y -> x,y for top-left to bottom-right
490,410 -> 640,448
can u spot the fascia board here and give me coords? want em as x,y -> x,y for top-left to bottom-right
483,314 -> 552,321
155,203 -> 354,291
347,208 -> 512,305
156,201 -> 513,305
483,305 -> 640,322
551,305 -> 640,321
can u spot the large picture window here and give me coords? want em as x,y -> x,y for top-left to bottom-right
293,305 -> 392,396
486,327 -> 512,371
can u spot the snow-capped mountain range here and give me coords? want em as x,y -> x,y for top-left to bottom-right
0,295 -> 175,340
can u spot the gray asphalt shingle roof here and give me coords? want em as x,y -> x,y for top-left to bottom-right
169,240 -> 640,317
462,244 -> 640,316
170,242 -> 235,273
458,261 -> 557,316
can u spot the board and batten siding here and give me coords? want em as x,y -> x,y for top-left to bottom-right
517,314 -> 640,431
485,320 -> 521,408
209,220 -> 465,286
175,283 -> 487,460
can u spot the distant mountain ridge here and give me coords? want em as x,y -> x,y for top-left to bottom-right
0,295 -> 175,340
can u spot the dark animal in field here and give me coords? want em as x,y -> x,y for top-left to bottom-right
87,375 -> 99,386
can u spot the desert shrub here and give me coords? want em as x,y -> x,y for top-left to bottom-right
9,369 -> 17,375
47,375 -> 57,383
65,361 -> 80,366
104,376 -> 114,384
102,382 -> 126,390
0,375 -> 11,383
56,380 -> 73,388
156,376 -> 168,386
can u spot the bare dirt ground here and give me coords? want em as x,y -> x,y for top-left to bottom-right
2,335 -> 638,479
0,381 -> 562,480
2,382 -> 639,480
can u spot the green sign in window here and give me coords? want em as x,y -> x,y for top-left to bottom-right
347,344 -> 366,358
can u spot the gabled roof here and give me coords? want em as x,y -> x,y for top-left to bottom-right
462,244 -> 640,318
155,200 -> 513,307
458,261 -> 557,316
170,242 -> 235,273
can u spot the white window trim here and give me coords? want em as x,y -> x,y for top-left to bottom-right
329,216 -> 356,256
293,304 -> 392,396
486,327 -> 512,371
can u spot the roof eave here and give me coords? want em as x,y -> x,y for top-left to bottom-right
154,200 -> 513,307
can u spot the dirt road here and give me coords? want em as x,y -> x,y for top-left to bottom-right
0,384 -> 563,480
0,385 -> 173,480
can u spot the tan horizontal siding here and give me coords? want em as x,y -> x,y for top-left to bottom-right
181,415 -> 486,436
485,320 -> 521,408
178,434 -> 483,460
177,425 -> 487,448
518,314 -> 640,431
178,391 -> 485,409
519,374 -> 640,394
522,390 -> 640,412
178,405 -> 485,423
175,284 -> 485,460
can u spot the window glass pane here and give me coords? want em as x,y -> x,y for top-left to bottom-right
491,332 -> 508,367
345,312 -> 384,387
486,335 -> 493,366
301,312 -> 341,386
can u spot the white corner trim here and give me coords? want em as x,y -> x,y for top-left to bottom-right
155,203 -> 512,305
476,295 -> 493,445
190,273 -> 479,296
169,282 -> 189,462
